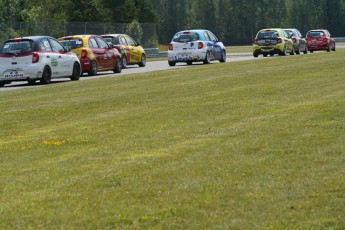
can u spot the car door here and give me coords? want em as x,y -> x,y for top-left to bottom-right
39,38 -> 62,77
95,36 -> 115,69
88,36 -> 106,69
124,35 -> 141,63
205,31 -> 223,60
48,38 -> 73,76
119,35 -> 131,63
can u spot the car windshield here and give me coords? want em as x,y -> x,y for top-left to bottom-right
257,31 -> 279,39
59,39 -> 83,49
307,31 -> 324,38
173,32 -> 199,43
0,40 -> 34,54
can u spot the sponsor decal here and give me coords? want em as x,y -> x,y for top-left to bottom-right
51,58 -> 58,67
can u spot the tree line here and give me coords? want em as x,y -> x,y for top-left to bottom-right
1,0 -> 344,45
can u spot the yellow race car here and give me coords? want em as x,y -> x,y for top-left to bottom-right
101,34 -> 146,68
253,28 -> 294,57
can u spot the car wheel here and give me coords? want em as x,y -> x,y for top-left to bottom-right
270,54 -> 274,57
122,55 -> 127,69
168,61 -> 176,66
40,66 -> 51,84
219,50 -> 226,63
295,47 -> 300,55
253,53 -> 258,58
280,46 -> 287,56
70,62 -> 81,81
114,57 -> 122,73
88,60 -> 97,76
332,43 -> 336,51
310,50 -> 314,53
303,46 -> 308,54
203,51 -> 211,64
186,61 -> 193,65
0,81 -> 5,87
263,53 -> 268,57
139,54 -> 146,67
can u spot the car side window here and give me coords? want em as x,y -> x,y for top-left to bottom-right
49,38 -> 65,52
40,39 -> 52,52
89,38 -> 99,48
207,31 -> 218,42
203,32 -> 210,41
120,37 -> 127,45
126,36 -> 136,46
95,37 -> 109,49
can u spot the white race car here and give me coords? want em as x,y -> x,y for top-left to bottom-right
168,29 -> 226,66
0,36 -> 81,87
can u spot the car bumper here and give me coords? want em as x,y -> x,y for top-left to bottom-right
168,50 -> 207,63
0,66 -> 43,81
253,45 -> 284,55
307,43 -> 329,51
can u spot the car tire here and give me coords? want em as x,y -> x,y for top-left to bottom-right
88,60 -> 97,76
253,53 -> 258,58
332,44 -> 336,51
280,46 -> 287,56
263,53 -> 268,57
220,50 -> 226,63
70,62 -> 81,81
295,47 -> 300,55
203,51 -> 211,64
0,81 -> 5,87
122,55 -> 127,69
40,66 -> 51,84
303,46 -> 308,54
139,54 -> 146,67
310,50 -> 314,53
168,61 -> 176,66
114,57 -> 122,73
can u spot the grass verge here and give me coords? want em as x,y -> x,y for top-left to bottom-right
1,50 -> 345,229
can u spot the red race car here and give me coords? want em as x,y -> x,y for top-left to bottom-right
306,29 -> 336,53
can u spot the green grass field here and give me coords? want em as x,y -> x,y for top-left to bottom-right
1,50 -> 344,229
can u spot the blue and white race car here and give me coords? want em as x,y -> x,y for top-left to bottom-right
168,29 -> 226,66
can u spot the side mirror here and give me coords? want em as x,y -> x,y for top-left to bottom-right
108,43 -> 114,49
65,46 -> 71,52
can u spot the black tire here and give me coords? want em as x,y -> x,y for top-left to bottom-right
219,50 -> 226,63
303,46 -> 308,54
203,51 -> 211,64
295,47 -> 300,55
0,81 -> 5,87
168,61 -> 176,66
270,53 -> 274,57
88,60 -> 97,76
310,50 -> 314,53
40,66 -> 51,84
332,43 -> 336,51
263,53 -> 268,57
139,54 -> 146,67
253,53 -> 258,58
280,46 -> 287,56
186,61 -> 193,65
122,55 -> 127,69
114,57 -> 122,73
70,62 -> 81,81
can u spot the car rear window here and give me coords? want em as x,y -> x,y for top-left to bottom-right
173,32 -> 200,43
307,31 -> 324,38
257,31 -> 279,39
0,40 -> 34,54
59,39 -> 83,49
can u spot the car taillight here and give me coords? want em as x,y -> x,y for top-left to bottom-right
168,43 -> 173,50
292,38 -> 297,43
278,38 -> 282,43
32,52 -> 39,63
253,39 -> 257,44
81,49 -> 88,58
198,42 -> 203,49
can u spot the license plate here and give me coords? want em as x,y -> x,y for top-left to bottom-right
2,71 -> 25,79
262,49 -> 271,52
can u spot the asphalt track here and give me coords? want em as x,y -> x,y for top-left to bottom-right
1,45 -> 344,91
